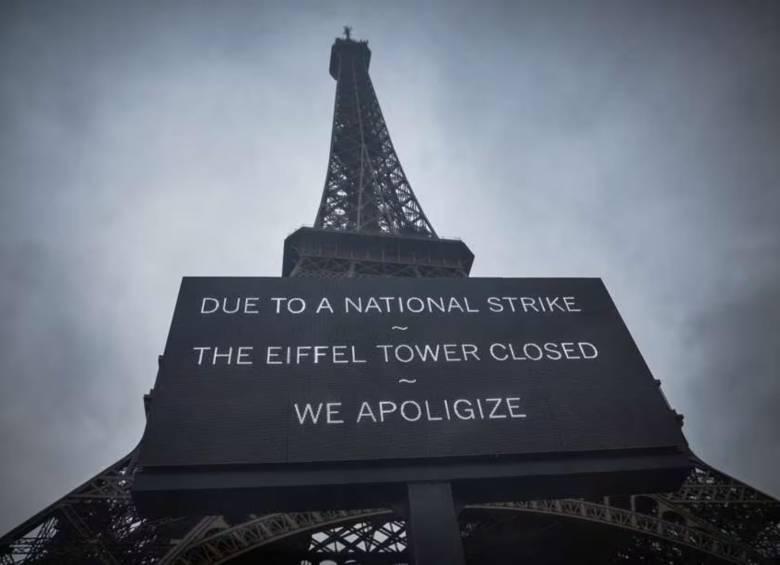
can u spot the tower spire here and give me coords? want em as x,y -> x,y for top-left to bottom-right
314,33 -> 437,237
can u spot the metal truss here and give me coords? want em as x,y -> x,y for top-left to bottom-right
308,520 -> 407,556
0,450 -> 195,564
153,457 -> 779,564
289,256 -> 467,279
472,498 -> 753,564
163,511 -> 397,565
4,453 -> 777,564
314,37 -> 436,237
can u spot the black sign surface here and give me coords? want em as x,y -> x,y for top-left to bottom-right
134,277 -> 689,513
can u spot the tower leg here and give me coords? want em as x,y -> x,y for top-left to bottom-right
406,482 -> 465,565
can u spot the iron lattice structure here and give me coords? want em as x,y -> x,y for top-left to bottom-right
2,31 -> 779,565
315,36 -> 435,237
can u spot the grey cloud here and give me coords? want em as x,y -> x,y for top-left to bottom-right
1,0 -> 779,535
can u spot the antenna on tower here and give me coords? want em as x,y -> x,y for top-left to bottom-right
343,25 -> 352,40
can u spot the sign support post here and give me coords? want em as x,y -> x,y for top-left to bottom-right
406,481 -> 465,565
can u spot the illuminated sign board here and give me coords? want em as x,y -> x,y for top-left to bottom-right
133,277 -> 689,515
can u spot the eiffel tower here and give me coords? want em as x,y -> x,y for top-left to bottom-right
2,29 -> 779,565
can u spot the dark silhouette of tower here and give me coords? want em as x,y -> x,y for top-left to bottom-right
1,31 -> 779,565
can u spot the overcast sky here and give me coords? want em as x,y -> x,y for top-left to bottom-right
1,0 -> 779,535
